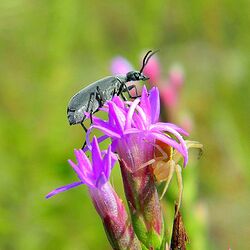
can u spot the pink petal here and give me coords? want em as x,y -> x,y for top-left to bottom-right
108,102 -> 126,132
125,98 -> 141,129
139,86 -> 151,123
155,122 -> 189,136
68,159 -> 86,182
149,87 -> 160,123
46,181 -> 83,198
150,132 -> 183,156
74,149 -> 92,173
102,146 -> 112,180
91,137 -> 103,178
89,125 -> 121,139
150,124 -> 188,166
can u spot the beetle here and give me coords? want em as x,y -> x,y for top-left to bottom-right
67,50 -> 158,132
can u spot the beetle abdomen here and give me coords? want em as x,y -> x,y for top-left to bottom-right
67,76 -> 126,125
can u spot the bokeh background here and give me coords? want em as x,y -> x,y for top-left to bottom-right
0,1 -> 249,249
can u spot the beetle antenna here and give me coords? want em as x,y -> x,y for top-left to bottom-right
145,50 -> 159,65
143,50 -> 152,67
139,50 -> 152,73
139,50 -> 159,73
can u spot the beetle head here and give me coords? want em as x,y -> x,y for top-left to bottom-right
126,50 -> 159,82
126,71 -> 149,81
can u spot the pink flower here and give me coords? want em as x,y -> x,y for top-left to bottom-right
85,86 -> 189,249
46,137 -> 141,249
111,56 -> 133,75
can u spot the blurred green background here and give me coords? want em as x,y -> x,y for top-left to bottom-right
0,0 -> 249,249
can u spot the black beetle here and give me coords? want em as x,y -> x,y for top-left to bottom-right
67,50 -> 157,131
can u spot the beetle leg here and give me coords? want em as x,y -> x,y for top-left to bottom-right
82,92 -> 95,125
111,87 -> 116,98
120,92 -> 128,101
81,122 -> 87,132
80,123 -> 87,149
115,77 -> 125,97
96,86 -> 106,106
81,92 -> 95,149
89,112 -> 93,123
122,84 -> 140,99
127,85 -> 141,98
81,141 -> 86,149
117,82 -> 124,96
112,82 -> 120,97
85,92 -> 96,114
118,83 -> 137,100
116,84 -> 128,101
